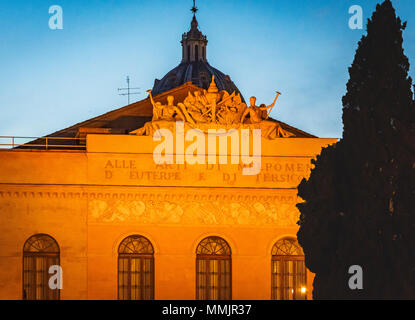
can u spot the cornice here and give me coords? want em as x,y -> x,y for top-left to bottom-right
0,186 -> 299,203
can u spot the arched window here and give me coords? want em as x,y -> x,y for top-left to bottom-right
195,45 -> 199,61
118,235 -> 154,300
196,236 -> 231,300
271,238 -> 307,300
23,234 -> 60,300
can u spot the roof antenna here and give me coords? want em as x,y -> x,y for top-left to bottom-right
118,76 -> 140,105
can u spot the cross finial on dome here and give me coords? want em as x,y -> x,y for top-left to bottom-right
191,0 -> 198,14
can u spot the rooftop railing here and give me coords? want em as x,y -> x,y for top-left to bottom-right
0,136 -> 86,150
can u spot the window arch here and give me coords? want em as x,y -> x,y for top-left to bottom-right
271,238 -> 307,300
196,236 -> 231,300
195,45 -> 199,61
118,235 -> 154,300
23,234 -> 60,300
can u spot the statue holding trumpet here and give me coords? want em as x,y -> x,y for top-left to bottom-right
241,92 -> 282,124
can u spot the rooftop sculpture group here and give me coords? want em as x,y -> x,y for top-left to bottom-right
132,76 -> 295,139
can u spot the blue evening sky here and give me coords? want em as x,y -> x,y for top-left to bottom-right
0,0 -> 414,138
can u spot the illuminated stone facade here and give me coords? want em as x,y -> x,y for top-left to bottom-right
0,13 -> 337,300
0,127 -> 336,299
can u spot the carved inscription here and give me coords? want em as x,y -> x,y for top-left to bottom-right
100,158 -> 313,188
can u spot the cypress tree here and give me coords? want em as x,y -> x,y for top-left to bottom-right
297,0 -> 415,299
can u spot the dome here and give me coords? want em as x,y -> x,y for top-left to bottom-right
151,14 -> 244,100
152,61 -> 243,98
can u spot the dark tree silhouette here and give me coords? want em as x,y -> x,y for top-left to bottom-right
297,0 -> 415,299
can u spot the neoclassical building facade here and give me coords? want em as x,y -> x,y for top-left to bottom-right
0,11 -> 336,300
